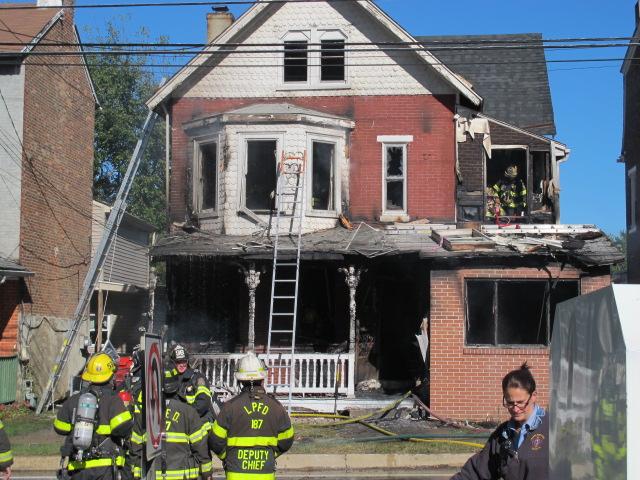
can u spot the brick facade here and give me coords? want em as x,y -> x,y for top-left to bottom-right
170,95 -> 457,227
429,264 -> 611,420
20,13 -> 94,319
0,281 -> 22,358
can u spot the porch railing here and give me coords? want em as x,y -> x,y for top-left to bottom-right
192,352 -> 355,397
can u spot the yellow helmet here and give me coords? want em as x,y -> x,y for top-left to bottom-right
82,353 -> 116,384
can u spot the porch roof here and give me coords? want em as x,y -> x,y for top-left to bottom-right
152,223 -> 623,268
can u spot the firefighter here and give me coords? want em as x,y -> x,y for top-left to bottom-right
54,353 -> 133,480
165,344 -> 217,422
486,165 -> 527,219
450,363 -> 548,480
209,352 -> 294,480
0,419 -> 13,480
130,372 -> 212,479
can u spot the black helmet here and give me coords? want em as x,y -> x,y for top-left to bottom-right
170,344 -> 189,363
164,373 -> 180,395
131,345 -> 144,374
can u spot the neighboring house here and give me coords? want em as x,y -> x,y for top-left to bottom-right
90,201 -> 155,355
0,1 -> 96,401
622,2 -> 640,283
148,1 -> 622,419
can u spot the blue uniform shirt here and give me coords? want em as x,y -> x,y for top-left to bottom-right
506,404 -> 545,449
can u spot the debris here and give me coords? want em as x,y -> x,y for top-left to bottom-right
356,379 -> 382,391
338,214 -> 353,230
431,228 -> 495,251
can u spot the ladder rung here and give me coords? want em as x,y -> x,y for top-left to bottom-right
275,263 -> 297,266
271,313 -> 295,316
268,347 -> 294,351
273,296 -> 296,299
274,279 -> 296,283
271,330 -> 294,333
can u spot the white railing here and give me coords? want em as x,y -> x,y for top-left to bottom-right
193,352 -> 355,397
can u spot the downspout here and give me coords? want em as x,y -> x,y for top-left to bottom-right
161,103 -> 171,227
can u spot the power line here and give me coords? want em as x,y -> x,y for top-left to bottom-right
1,0 -> 361,9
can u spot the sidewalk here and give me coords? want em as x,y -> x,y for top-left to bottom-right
13,453 -> 472,472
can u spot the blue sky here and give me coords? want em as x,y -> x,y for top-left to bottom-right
75,0 -> 636,235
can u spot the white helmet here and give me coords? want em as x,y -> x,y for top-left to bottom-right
235,352 -> 267,382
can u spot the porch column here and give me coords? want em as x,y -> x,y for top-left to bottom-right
243,263 -> 261,351
339,265 -> 362,355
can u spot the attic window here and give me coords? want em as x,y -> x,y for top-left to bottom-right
321,39 -> 345,81
465,279 -> 579,346
284,41 -> 308,82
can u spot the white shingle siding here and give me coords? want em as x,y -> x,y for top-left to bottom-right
0,66 -> 25,260
182,1 -> 454,99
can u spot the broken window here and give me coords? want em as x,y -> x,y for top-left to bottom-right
284,41 -> 308,82
321,39 -> 345,81
199,142 -> 217,210
465,279 -> 580,346
311,141 -> 335,210
486,148 -> 528,220
245,140 -> 277,211
384,144 -> 406,212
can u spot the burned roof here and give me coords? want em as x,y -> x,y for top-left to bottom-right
416,33 -> 556,136
0,4 -> 60,54
152,224 -> 623,268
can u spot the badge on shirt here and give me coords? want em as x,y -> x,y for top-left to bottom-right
530,433 -> 545,451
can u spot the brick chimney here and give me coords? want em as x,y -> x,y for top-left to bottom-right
207,8 -> 235,44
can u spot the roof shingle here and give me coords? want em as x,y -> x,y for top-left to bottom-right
0,3 -> 58,53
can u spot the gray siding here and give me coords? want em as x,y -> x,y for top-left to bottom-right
0,66 -> 24,260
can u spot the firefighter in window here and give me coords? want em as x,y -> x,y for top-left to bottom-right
54,353 -> 133,480
486,165 -> 527,220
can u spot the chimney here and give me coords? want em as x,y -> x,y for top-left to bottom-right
207,7 -> 235,44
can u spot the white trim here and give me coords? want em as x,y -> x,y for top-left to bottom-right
377,135 -> 413,143
306,133 -> 342,216
629,166 -> 638,234
146,0 -> 482,111
281,30 -> 311,86
381,142 -> 408,216
491,144 -> 528,150
238,132 -> 285,212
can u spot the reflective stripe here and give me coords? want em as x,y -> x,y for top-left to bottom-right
227,473 -> 275,480
185,394 -> 196,404
131,431 -> 145,444
212,421 -> 228,439
218,450 -> 227,460
189,423 -> 210,443
110,410 -> 132,430
68,456 -> 126,471
227,436 -> 277,447
0,420 -> 4,429
164,369 -> 178,378
54,418 -> 72,433
277,426 -> 294,441
95,424 -> 111,435
165,431 -> 189,443
153,467 -> 200,479
0,450 -> 13,463
133,466 -> 142,479
196,385 -> 211,397
200,460 -> 213,473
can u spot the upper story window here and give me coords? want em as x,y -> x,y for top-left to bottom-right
629,166 -> 637,233
320,39 -> 345,82
194,139 -> 218,213
245,138 -> 278,211
378,135 -> 412,215
310,140 -> 336,211
466,279 -> 579,347
485,147 -> 528,221
284,41 -> 308,82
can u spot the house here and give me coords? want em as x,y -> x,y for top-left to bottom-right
622,1 -> 640,283
90,201 -> 156,355
148,0 -> 622,419
0,0 -> 96,401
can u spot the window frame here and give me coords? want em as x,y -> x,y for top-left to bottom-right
318,30 -> 347,86
306,133 -> 341,216
192,134 -> 221,217
239,133 -> 284,213
629,165 -> 637,233
485,145 -> 530,221
464,278 -> 580,348
281,31 -> 310,86
379,136 -> 412,216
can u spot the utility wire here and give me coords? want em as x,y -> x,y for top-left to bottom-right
2,0 -> 379,10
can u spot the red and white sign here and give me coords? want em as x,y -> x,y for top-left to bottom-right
144,334 -> 163,460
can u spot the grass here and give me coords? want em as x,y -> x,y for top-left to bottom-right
1,404 -> 60,456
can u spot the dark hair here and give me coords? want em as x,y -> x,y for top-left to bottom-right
502,362 -> 536,394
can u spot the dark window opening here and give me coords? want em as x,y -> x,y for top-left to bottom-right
311,141 -> 334,210
486,148 -> 527,220
385,145 -> 405,211
200,143 -> 217,210
531,151 -> 553,214
284,41 -> 308,82
466,279 -> 580,346
321,39 -> 345,81
245,140 -> 277,211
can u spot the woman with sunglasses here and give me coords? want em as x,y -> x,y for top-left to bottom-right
451,362 -> 548,480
